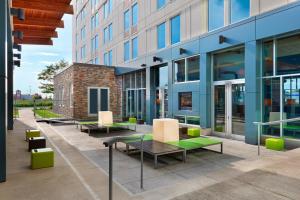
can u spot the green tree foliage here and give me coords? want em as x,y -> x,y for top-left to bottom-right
38,60 -> 68,94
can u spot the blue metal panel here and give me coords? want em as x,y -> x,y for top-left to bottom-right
256,2 -> 300,40
171,38 -> 200,60
199,53 -> 211,128
244,41 -> 261,144
199,20 -> 255,53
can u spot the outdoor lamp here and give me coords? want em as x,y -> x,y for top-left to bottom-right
13,53 -> 21,59
13,43 -> 22,51
10,8 -> 25,20
141,64 -> 146,67
13,60 -> 20,67
219,35 -> 227,44
12,30 -> 24,40
153,56 -> 163,63
153,118 -> 179,143
179,48 -> 187,55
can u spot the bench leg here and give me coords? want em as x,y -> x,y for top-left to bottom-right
126,144 -> 129,154
88,129 -> 91,135
221,143 -> 223,154
154,155 -> 158,168
183,151 -> 186,163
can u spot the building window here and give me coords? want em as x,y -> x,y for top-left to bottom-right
80,45 -> 86,59
187,56 -> 200,81
132,3 -> 138,27
230,0 -> 250,23
157,22 -> 166,49
91,35 -> 98,53
213,48 -> 244,81
91,12 -> 99,31
186,116 -> 200,125
108,23 -> 113,41
208,0 -> 224,31
91,0 -> 99,10
174,55 -> 200,83
124,41 -> 130,61
88,88 -> 109,115
104,27 -> 108,43
108,50 -> 113,65
157,0 -> 165,9
178,92 -> 192,111
171,15 -> 180,45
104,0 -> 112,19
104,52 -> 108,65
174,59 -> 185,83
95,57 -> 99,64
124,9 -> 130,32
132,37 -> 138,59
80,26 -> 86,40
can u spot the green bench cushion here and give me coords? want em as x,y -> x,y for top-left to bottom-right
168,137 -> 221,150
265,138 -> 284,151
78,121 -> 98,125
122,133 -> 153,143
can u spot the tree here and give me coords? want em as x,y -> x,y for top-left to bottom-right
38,59 -> 68,94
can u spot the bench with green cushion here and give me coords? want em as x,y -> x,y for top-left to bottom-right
265,138 -> 284,151
188,128 -> 201,137
25,130 -> 40,141
121,133 -> 153,143
167,137 -> 222,153
31,148 -> 54,169
78,121 -> 98,125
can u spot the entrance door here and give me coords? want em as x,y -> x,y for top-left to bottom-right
214,82 -> 245,136
155,87 -> 168,118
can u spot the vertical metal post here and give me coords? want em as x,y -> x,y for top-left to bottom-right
0,0 -> 7,182
108,145 -> 113,200
257,124 -> 261,156
140,136 -> 144,189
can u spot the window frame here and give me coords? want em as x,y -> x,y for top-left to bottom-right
157,22 -> 166,49
88,87 -> 110,116
173,54 -> 200,84
170,14 -> 181,45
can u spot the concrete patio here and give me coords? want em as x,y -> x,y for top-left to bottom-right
1,109 -> 300,200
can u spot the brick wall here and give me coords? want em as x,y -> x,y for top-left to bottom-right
54,63 -> 122,120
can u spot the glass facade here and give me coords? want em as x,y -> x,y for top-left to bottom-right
174,59 -> 185,83
178,92 -> 192,111
213,48 -> 245,81
208,0 -> 224,31
132,3 -> 138,26
123,70 -> 146,120
171,15 -> 180,45
132,37 -> 138,59
124,41 -> 130,61
157,0 -> 165,9
157,22 -> 166,49
230,0 -> 250,23
262,34 -> 300,139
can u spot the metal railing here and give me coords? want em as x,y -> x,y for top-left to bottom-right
253,117 -> 300,155
103,134 -> 145,200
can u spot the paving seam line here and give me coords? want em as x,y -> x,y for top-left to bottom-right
34,121 -> 101,200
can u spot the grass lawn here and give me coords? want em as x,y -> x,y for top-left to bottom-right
34,109 -> 62,119
13,108 -> 19,118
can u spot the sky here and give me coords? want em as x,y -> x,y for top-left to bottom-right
14,14 -> 72,96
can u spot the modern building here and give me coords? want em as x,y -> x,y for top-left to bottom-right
69,0 -> 300,146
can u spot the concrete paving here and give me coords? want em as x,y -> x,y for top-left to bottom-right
1,108 -> 300,200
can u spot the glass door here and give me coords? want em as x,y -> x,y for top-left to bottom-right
214,82 -> 245,136
155,87 -> 168,118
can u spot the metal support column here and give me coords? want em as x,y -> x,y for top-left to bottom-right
0,0 -> 8,182
7,10 -> 13,130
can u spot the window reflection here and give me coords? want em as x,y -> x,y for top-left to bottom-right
230,0 -> 250,23
179,92 -> 192,111
213,48 -> 245,81
208,0 -> 224,31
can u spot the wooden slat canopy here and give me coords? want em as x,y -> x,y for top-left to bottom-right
12,0 -> 73,45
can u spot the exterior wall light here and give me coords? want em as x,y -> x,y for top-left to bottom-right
219,35 -> 227,44
10,8 -> 25,20
13,53 -> 21,59
13,43 -> 22,51
153,56 -> 163,62
13,60 -> 21,67
179,48 -> 187,55
12,30 -> 23,40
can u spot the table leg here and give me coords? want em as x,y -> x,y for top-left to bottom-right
154,155 -> 158,168
126,144 -> 129,154
183,151 -> 186,162
221,143 -> 223,154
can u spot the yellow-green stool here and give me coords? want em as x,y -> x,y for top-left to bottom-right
31,148 -> 54,169
25,130 -> 40,141
188,128 -> 201,137
265,138 -> 284,151
129,117 -> 137,124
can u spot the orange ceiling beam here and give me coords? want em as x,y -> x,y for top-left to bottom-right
15,29 -> 58,38
14,37 -> 53,45
13,16 -> 64,28
12,0 -> 74,14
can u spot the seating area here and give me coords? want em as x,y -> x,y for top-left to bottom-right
25,129 -> 54,170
